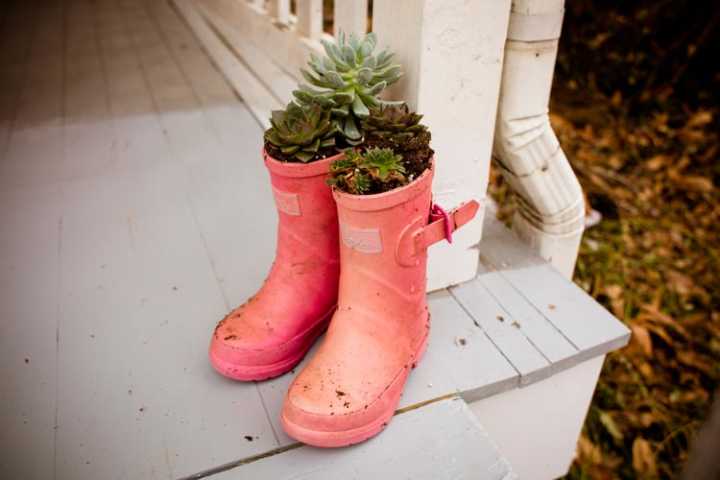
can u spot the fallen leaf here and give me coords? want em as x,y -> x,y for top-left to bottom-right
665,270 -> 696,296
631,325 -> 653,356
577,435 -> 603,465
679,175 -> 714,193
686,110 -> 713,128
600,411 -> 624,441
645,154 -> 668,171
640,303 -> 690,338
632,437 -> 657,477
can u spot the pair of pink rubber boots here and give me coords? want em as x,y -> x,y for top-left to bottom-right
210,150 -> 478,448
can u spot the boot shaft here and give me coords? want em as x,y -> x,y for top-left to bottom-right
333,161 -> 435,317
264,151 -> 341,267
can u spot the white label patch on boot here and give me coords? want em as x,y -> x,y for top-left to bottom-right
340,223 -> 382,254
272,187 -> 301,216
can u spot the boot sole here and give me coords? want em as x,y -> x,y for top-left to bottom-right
209,308 -> 335,382
280,325 -> 429,448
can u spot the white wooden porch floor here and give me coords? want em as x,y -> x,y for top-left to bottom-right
0,1 -> 629,479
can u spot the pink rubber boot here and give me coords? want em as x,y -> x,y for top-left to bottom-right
209,150 -> 342,381
280,159 -> 479,447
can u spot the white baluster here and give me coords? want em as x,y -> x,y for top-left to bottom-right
296,0 -> 323,39
268,0 -> 290,25
334,0 -> 367,37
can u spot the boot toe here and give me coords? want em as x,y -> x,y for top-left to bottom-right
209,308 -> 331,381
281,365 -> 410,447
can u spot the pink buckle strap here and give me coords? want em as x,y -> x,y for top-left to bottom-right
421,200 -> 480,250
395,200 -> 481,267
429,204 -> 454,244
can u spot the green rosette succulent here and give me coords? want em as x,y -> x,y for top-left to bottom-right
264,101 -> 338,163
362,103 -> 430,148
293,32 -> 402,146
328,147 -> 407,194
362,103 -> 433,175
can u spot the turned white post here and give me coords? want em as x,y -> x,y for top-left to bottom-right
333,0 -> 368,37
493,0 -> 584,279
295,0 -> 323,40
267,0 -> 290,25
373,0 -> 512,291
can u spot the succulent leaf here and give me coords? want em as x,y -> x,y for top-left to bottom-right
366,81 -> 386,96
327,71 -> 348,88
348,33 -> 361,51
343,115 -> 361,140
300,69 -> 328,88
356,67 -> 373,86
361,55 -> 376,70
351,95 -> 370,118
341,45 -> 357,66
332,105 -> 350,117
332,91 -> 354,105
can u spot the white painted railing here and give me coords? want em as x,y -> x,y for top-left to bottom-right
180,0 -> 584,287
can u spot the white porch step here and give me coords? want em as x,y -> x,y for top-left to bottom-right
0,1 -> 628,479
202,398 -> 515,480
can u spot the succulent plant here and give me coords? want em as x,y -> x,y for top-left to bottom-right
264,101 -> 338,163
362,103 -> 434,176
362,103 -> 430,149
328,148 -> 407,194
293,32 -> 402,146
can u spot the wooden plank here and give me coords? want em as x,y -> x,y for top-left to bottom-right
0,0 -> 36,163
419,291 -> 519,401
451,279 -> 552,385
334,0 -> 368,36
475,264 -> 579,369
0,185 -> 61,480
502,264 -> 630,358
60,3 -> 116,185
0,0 -> 63,189
480,215 -> 631,357
174,0 -> 281,125
0,14 -> 64,473
206,398 -> 516,480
